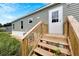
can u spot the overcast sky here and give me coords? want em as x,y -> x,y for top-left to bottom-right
0,3 -> 47,24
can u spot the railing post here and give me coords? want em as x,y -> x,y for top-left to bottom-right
21,38 -> 29,56
64,17 -> 69,37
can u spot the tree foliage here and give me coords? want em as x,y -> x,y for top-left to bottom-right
3,23 -> 11,27
0,23 -> 3,27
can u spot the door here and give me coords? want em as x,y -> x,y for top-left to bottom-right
48,6 -> 63,35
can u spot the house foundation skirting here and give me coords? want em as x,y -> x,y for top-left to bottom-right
12,31 -> 25,37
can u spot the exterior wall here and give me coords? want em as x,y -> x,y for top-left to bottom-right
64,3 -> 79,22
12,4 -> 63,32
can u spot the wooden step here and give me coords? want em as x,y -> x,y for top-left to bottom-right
44,34 -> 66,39
38,42 -> 70,55
34,47 -> 53,56
40,38 -> 68,46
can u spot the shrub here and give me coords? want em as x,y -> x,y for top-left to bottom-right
54,49 -> 61,55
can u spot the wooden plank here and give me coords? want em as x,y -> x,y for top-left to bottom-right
34,47 -> 53,56
28,38 -> 40,56
38,42 -> 70,55
67,16 -> 79,44
67,37 -> 74,55
21,39 -> 29,56
69,24 -> 79,55
42,24 -> 48,34
64,17 -> 69,37
67,16 -> 79,55
44,34 -> 66,39
40,38 -> 68,46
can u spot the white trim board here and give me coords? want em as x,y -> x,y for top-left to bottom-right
12,31 -> 25,37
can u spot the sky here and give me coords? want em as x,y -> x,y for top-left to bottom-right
0,3 -> 47,25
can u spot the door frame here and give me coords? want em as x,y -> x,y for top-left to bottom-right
48,5 -> 63,34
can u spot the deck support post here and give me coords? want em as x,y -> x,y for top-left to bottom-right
21,38 -> 29,56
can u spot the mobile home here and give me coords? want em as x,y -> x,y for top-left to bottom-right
11,3 -> 79,37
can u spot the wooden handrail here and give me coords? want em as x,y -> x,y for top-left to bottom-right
21,21 -> 45,56
22,21 -> 43,40
64,15 -> 79,55
67,16 -> 79,42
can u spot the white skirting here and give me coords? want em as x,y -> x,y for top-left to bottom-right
12,31 -> 25,37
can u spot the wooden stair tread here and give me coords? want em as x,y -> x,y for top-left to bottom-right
34,47 -> 53,56
38,42 -> 70,55
40,38 -> 68,46
44,34 -> 66,39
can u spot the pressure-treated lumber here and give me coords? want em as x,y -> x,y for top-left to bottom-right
34,47 -> 53,56
38,42 -> 70,55
40,38 -> 68,46
44,34 -> 66,39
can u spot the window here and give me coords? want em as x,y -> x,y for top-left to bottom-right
52,11 -> 59,23
28,18 -> 33,23
13,24 -> 15,29
21,21 -> 23,29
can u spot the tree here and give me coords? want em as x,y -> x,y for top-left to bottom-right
3,23 -> 11,27
0,23 -> 3,27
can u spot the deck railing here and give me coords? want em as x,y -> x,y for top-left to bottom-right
64,16 -> 79,55
21,21 -> 48,56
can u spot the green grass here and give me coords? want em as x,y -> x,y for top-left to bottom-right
0,32 -> 21,56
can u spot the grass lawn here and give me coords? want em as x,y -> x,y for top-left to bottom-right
0,32 -> 21,56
